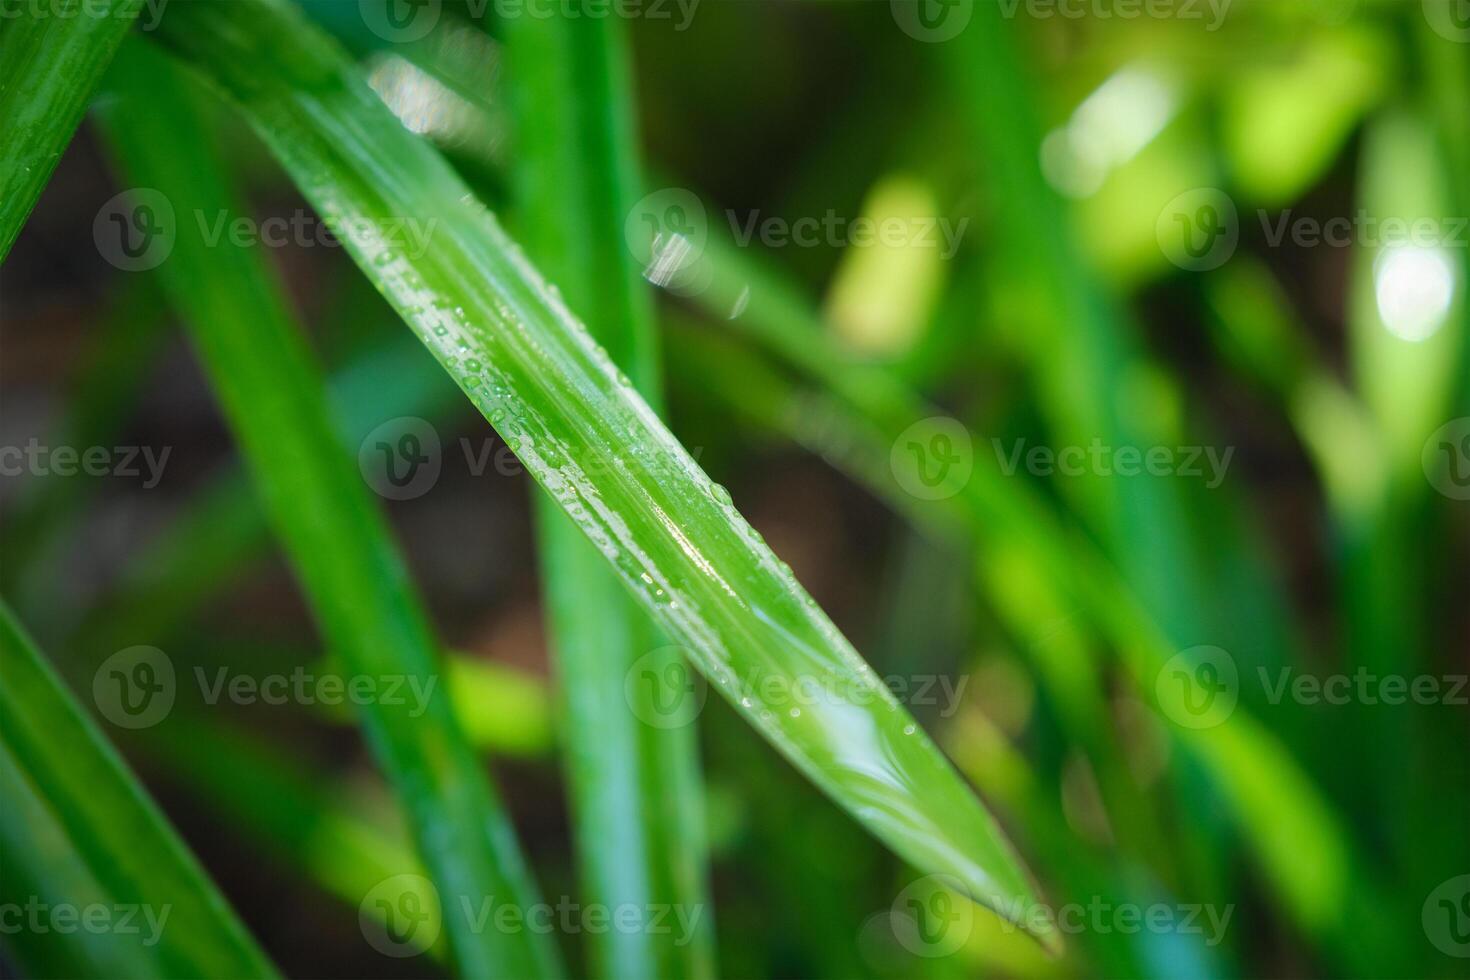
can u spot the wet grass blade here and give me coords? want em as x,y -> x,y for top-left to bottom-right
503,6 -> 713,977
0,600 -> 276,978
672,230 -> 1350,940
0,0 -> 141,262
96,39 -> 560,979
150,0 -> 1055,948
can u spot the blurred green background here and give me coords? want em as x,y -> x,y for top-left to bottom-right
2,0 -> 1468,977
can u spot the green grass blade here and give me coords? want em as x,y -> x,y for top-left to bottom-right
502,6 -> 713,977
0,0 -> 141,262
0,599 -> 276,978
150,0 -> 1054,948
673,227 -> 1350,938
95,39 -> 560,979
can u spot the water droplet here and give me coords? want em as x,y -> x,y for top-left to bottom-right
709,483 -> 732,507
903,724 -> 916,735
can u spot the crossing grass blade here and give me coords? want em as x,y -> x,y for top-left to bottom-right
0,0 -> 141,262
0,600 -> 276,979
502,5 -> 714,976
148,0 -> 1056,948
95,39 -> 561,979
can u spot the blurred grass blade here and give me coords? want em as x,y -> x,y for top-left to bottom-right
150,0 -> 1055,947
0,0 -> 141,262
71,330 -> 459,659
96,39 -> 560,979
1,275 -> 168,625
141,716 -> 450,961
0,600 -> 275,978
941,5 -> 1352,935
503,5 -> 713,976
